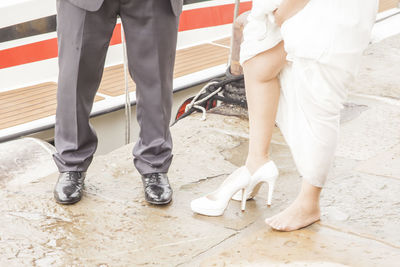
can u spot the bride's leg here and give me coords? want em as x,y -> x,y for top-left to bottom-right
243,41 -> 287,174
243,41 -> 322,231
265,179 -> 321,231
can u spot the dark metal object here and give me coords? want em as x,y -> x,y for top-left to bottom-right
173,67 -> 246,124
230,11 -> 250,76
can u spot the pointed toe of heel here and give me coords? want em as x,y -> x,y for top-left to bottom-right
190,197 -> 224,217
190,167 -> 251,217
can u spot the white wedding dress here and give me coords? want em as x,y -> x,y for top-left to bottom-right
240,0 -> 379,187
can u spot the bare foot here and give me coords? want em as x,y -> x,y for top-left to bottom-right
265,190 -> 321,231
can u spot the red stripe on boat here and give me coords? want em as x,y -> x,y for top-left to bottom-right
0,39 -> 58,69
179,2 -> 252,31
0,3 -> 251,69
110,24 -> 122,45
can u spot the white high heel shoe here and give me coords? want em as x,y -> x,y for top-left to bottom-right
190,166 -> 251,216
232,160 -> 278,206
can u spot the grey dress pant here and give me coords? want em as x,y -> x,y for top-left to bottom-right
53,0 -> 180,175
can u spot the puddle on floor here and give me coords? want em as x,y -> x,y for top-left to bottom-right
220,138 -> 249,167
340,102 -> 369,123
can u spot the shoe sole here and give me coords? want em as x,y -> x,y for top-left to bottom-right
54,196 -> 82,205
191,204 -> 225,217
145,198 -> 172,205
55,199 -> 81,205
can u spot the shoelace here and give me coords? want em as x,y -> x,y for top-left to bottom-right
147,173 -> 162,184
64,172 -> 81,182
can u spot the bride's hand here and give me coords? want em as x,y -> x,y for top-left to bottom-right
273,9 -> 285,27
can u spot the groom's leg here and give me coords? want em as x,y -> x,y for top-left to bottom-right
119,0 -> 180,175
53,0 -> 118,172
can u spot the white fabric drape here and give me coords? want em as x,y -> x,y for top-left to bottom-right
240,0 -> 378,187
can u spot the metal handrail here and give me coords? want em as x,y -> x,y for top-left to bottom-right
228,0 -> 241,66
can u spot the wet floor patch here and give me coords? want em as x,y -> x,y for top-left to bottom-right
340,102 -> 369,124
220,137 -> 248,167
200,222 -> 400,267
0,138 -> 57,187
355,142 -> 400,179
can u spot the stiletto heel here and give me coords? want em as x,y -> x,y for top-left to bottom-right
266,176 -> 277,206
241,188 -> 247,211
232,161 -> 279,204
191,167 -> 251,216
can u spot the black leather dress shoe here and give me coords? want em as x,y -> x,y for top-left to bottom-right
141,173 -> 173,205
54,172 -> 86,205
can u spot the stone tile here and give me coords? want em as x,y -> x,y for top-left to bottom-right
0,138 -> 57,188
171,113 -> 251,186
0,171 -> 237,266
200,222 -> 400,267
349,34 -> 400,99
355,142 -> 400,179
336,95 -> 400,161
321,156 -> 400,247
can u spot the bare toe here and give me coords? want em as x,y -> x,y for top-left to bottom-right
265,217 -> 273,225
267,217 -> 278,228
270,220 -> 281,231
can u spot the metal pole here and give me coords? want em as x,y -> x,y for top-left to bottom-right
121,23 -> 132,145
228,0 -> 241,67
